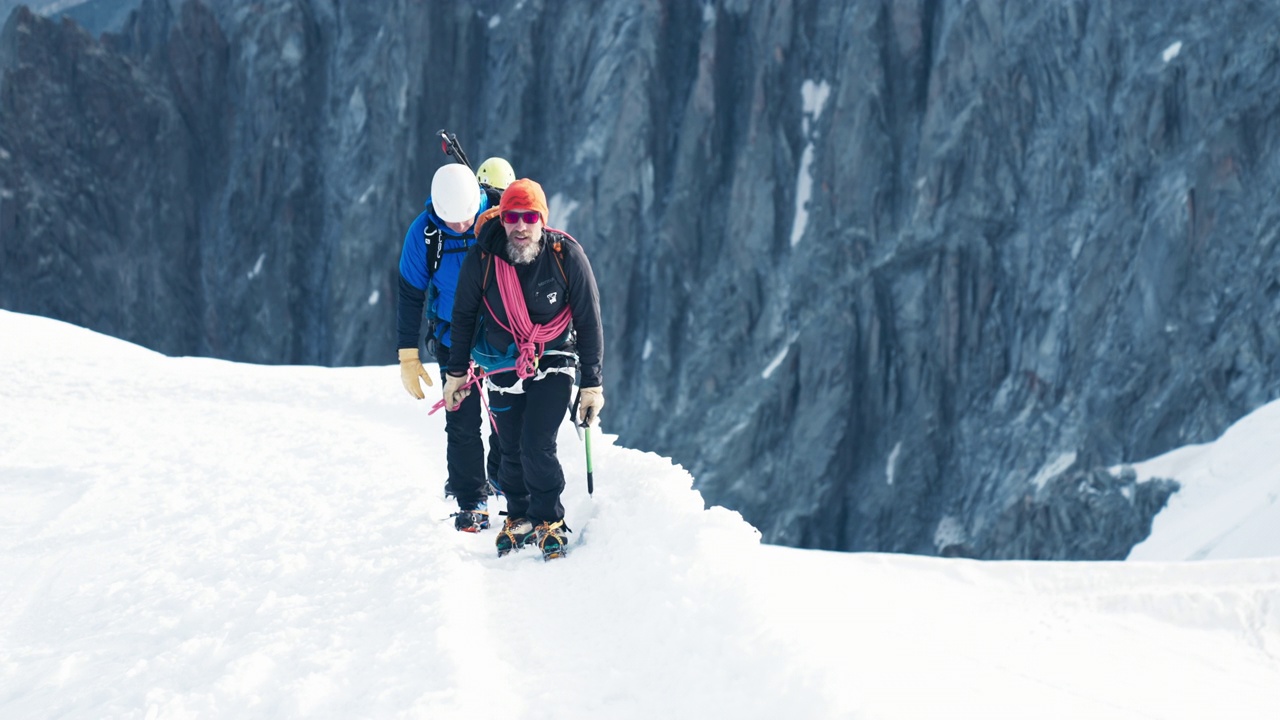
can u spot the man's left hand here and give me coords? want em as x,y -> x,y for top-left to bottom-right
578,386 -> 604,425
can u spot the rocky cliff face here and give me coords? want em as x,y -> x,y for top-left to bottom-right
0,0 -> 143,35
4,0 -> 1278,558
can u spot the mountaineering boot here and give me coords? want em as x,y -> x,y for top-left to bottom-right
452,501 -> 490,533
534,519 -> 570,561
496,516 -> 534,557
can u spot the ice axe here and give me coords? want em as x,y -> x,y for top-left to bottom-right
571,389 -> 596,496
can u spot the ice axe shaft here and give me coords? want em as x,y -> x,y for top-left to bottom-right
572,389 -> 595,497
585,425 -> 595,496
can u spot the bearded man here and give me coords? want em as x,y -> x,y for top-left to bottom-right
442,178 -> 604,561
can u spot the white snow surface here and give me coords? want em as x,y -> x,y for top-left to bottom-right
1126,396 -> 1280,561
2,310 -> 1279,719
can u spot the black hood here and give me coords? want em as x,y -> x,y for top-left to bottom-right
476,215 -> 512,260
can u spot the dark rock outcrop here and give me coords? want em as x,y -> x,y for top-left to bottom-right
3,0 -> 1277,559
945,466 -> 1180,560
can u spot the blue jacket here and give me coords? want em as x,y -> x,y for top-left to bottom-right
396,191 -> 492,354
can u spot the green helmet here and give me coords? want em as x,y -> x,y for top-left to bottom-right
476,157 -> 516,190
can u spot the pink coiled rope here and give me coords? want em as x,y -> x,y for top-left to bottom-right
484,255 -> 572,379
428,254 -> 572,417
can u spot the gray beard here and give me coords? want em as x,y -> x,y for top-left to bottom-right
506,238 -> 542,265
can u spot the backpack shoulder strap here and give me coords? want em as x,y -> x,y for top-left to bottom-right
423,219 -> 443,277
548,230 -> 579,283
551,242 -> 568,283
480,250 -> 493,294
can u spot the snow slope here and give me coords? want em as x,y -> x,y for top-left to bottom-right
1,310 -> 1278,719
1125,398 -> 1280,561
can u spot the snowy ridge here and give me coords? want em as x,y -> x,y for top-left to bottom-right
2,310 -> 1279,719
1126,397 -> 1280,561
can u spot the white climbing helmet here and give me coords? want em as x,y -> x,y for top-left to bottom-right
476,157 -> 516,190
431,164 -> 481,222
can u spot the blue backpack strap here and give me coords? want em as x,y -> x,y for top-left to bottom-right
427,189 -> 495,277
424,216 -> 444,277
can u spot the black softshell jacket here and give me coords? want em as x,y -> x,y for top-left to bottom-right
445,218 -> 604,389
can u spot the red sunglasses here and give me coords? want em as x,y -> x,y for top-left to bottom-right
501,210 -> 542,224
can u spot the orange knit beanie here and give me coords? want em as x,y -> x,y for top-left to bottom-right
498,178 -> 549,225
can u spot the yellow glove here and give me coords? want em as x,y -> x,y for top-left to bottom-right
578,386 -> 604,425
398,347 -> 433,399
443,373 -> 470,411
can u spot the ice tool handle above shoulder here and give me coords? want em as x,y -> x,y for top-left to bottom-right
439,129 -> 471,170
